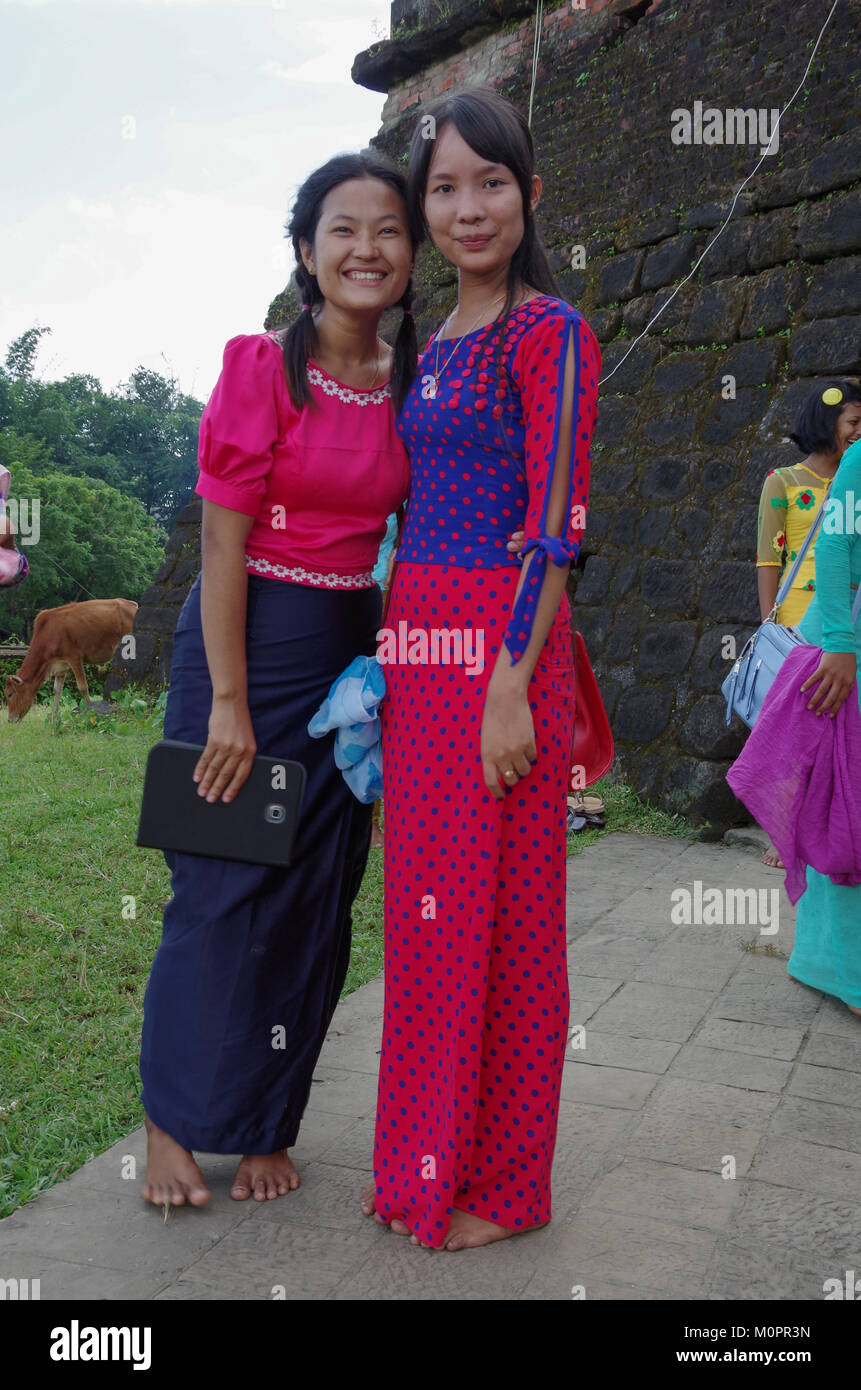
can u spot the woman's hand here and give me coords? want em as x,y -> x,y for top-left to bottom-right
800,651 -> 857,717
481,685 -> 537,800
507,529 -> 525,560
194,693 -> 257,802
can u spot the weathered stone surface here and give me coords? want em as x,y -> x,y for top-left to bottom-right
650,352 -> 715,395
589,305 -> 622,341
639,400 -> 701,447
616,214 -> 679,251
636,507 -> 672,548
641,455 -> 690,500
637,623 -> 697,677
797,190 -> 861,260
788,315 -> 861,375
698,561 -> 760,624
573,605 -> 614,651
597,248 -> 645,306
699,455 -> 734,495
574,555 -> 613,605
596,338 -> 660,394
747,206 -> 797,272
699,220 -> 752,280
593,394 -> 639,445
662,756 -> 743,823
621,293 -> 655,334
640,234 -> 699,292
799,130 -> 861,199
683,279 -> 748,345
613,688 -> 674,744
739,264 -> 806,338
711,337 -> 785,388
804,255 -> 861,319
680,694 -> 747,758
606,614 -> 640,662
641,558 -> 698,614
699,386 -> 769,444
134,605 -> 180,636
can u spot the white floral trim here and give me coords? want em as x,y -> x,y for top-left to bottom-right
246,554 -> 376,589
306,365 -> 391,406
263,333 -> 391,405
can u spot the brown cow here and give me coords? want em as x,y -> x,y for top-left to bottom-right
5,598 -> 138,723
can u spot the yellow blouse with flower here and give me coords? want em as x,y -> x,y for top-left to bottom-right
756,462 -> 832,627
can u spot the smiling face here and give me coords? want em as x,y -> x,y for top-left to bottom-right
836,399 -> 861,454
299,177 -> 413,314
420,121 -> 539,277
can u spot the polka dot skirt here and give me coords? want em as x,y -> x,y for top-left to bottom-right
373,561 -> 574,1247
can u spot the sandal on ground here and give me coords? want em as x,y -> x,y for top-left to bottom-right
568,794 -> 605,815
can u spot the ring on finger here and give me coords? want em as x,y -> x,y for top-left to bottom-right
503,769 -> 517,781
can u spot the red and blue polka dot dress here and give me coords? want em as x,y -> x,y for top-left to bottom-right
374,296 -> 601,1246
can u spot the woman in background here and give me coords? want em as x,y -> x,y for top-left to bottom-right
755,380 -> 861,867
791,431 -> 861,1015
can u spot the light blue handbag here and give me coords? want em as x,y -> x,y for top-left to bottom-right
723,482 -> 861,728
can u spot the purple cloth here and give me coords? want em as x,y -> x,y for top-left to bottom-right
726,644 -> 861,904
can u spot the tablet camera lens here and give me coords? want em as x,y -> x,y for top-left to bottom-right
264,803 -> 286,824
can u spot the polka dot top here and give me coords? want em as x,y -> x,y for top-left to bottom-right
394,295 -> 601,663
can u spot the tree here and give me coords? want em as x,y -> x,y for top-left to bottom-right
0,464 -> 165,640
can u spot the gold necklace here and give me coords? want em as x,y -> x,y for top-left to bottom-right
433,293 -> 508,385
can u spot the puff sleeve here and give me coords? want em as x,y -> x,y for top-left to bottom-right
195,334 -> 286,517
756,468 -> 788,568
504,309 -> 600,663
816,438 -> 861,654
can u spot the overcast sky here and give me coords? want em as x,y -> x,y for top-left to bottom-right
1,0 -> 394,403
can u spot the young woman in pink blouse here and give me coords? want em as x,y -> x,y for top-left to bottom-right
139,152 -> 416,1209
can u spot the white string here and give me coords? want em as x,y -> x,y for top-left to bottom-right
599,0 -> 842,386
527,0 -> 544,128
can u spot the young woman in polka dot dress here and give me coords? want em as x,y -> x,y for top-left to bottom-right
361,89 -> 601,1250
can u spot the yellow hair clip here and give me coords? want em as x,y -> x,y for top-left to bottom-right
822,387 -> 843,406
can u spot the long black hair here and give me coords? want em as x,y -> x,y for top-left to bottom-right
405,87 -> 563,410
789,379 -> 861,455
275,151 -> 419,415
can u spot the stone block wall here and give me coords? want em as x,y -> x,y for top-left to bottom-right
354,0 -> 861,824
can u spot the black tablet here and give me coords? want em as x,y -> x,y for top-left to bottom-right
137,739 -> 306,868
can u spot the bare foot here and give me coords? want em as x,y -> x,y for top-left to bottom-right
762,845 -> 784,869
371,825 -> 384,849
231,1150 -> 300,1201
848,1005 -> 861,1016
142,1114 -> 210,1208
436,1208 -> 547,1251
360,1182 -> 411,1234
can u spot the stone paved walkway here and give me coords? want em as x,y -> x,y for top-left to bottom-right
2,830 -> 860,1300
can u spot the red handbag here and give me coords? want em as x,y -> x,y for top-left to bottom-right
570,630 -> 614,789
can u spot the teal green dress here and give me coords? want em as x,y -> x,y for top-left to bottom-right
789,437 -> 861,1007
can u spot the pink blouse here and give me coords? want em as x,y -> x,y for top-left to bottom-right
195,331 -> 410,588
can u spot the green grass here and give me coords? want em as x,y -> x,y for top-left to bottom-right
0,683 -> 693,1217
